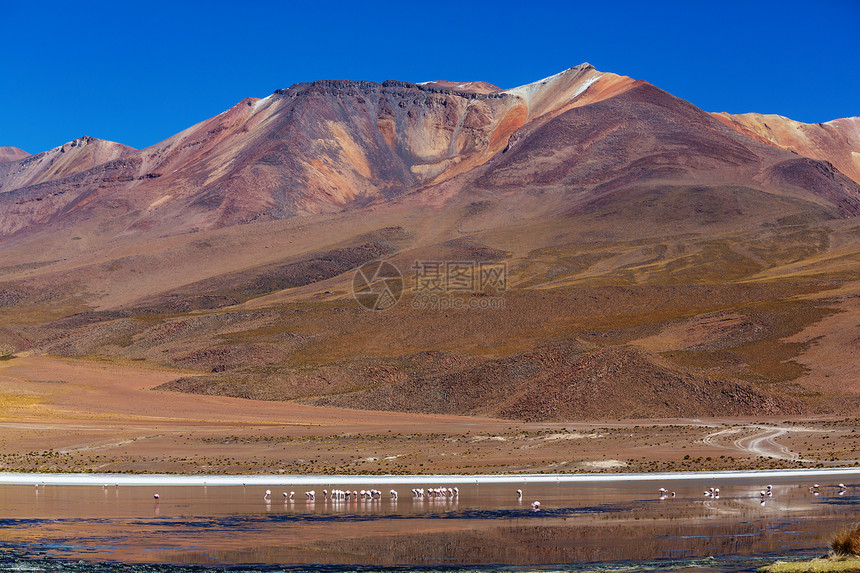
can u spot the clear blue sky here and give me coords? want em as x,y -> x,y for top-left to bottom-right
3,0 -> 858,154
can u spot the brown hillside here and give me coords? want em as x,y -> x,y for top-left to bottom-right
0,64 -> 859,422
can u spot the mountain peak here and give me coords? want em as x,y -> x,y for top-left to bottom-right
56,135 -> 133,152
498,62 -> 637,121
0,136 -> 136,197
69,135 -> 97,146
0,146 -> 29,163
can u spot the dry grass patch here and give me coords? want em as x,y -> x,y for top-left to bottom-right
759,525 -> 860,572
0,393 -> 43,411
760,557 -> 860,573
833,525 -> 860,557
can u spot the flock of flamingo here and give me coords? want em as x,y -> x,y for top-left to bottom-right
31,479 -> 849,512
140,484 -> 547,510
29,480 -> 850,511
263,488 -> 406,501
145,482 -> 851,510
655,482 -> 850,505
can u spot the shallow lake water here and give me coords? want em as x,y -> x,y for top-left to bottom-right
0,472 -> 859,572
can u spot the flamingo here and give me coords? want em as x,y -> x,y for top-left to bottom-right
531,501 -> 541,510
264,490 -> 271,500
516,489 -> 523,500
390,489 -> 398,500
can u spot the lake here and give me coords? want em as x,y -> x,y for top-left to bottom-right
1,470 -> 859,571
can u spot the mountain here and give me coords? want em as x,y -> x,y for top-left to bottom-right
0,64 -> 640,238
472,81 -> 860,225
0,136 -> 135,191
0,68 -> 848,264
711,112 -> 860,185
0,147 -> 29,163
1,64 -> 859,421
0,136 -> 136,237
1,64 -> 857,243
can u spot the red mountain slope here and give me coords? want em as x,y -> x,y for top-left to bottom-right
0,65 -> 631,238
0,147 -> 29,163
712,112 -> 860,185
0,136 -> 134,192
470,82 -> 860,227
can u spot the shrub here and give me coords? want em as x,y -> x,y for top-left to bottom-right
832,524 -> 860,556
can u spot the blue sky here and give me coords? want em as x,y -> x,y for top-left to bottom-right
3,0 -> 858,154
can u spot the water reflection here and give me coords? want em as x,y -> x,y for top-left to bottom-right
0,477 -> 857,570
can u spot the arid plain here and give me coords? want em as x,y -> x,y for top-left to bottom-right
0,353 -> 859,475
